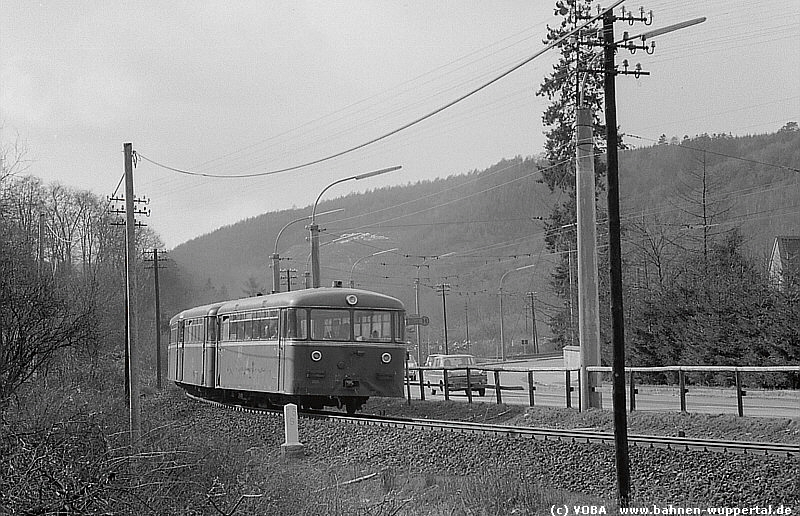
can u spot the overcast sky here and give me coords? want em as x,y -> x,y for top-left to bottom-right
2,0 -> 798,248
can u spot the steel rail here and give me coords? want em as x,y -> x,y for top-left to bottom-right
184,393 -> 798,457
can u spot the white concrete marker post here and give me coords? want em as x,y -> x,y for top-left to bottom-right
281,403 -> 304,458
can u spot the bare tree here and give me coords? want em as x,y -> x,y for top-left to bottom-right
0,247 -> 96,404
672,148 -> 733,262
627,212 -> 681,290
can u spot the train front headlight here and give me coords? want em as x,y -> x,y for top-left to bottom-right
381,352 -> 392,364
311,350 -> 323,362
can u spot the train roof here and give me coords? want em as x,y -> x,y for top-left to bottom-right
169,301 -> 227,325
217,287 -> 404,315
171,287 -> 404,324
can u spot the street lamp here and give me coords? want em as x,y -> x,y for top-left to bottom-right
498,263 -> 536,361
271,208 -> 343,293
309,166 -> 401,288
349,248 -> 398,288
304,234 -> 350,289
435,283 -> 451,354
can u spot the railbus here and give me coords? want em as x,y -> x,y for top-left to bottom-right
168,286 -> 407,413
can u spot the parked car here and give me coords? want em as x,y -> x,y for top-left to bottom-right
423,354 -> 487,396
405,354 -> 418,381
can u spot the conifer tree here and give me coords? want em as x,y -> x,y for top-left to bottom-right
537,0 -> 617,346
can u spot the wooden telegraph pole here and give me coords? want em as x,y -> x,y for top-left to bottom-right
143,248 -> 165,390
123,143 -> 141,442
602,11 -> 631,506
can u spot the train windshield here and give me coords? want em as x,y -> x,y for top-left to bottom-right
353,310 -> 393,342
292,308 -> 401,342
310,309 -> 351,341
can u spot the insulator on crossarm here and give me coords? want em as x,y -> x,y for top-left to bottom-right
641,7 -> 653,25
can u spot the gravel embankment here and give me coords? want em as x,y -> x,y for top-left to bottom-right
151,390 -> 800,507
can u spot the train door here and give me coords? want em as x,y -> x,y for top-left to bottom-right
203,315 -> 216,388
279,308 -> 307,392
277,309 -> 285,391
176,320 -> 185,382
200,318 -> 206,385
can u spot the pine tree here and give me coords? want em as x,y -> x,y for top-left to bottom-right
537,0 -> 617,346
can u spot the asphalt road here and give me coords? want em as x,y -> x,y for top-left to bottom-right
405,356 -> 800,419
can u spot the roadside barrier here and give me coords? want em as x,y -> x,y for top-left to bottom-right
404,364 -> 799,416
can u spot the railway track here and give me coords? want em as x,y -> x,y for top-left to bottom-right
185,393 -> 798,457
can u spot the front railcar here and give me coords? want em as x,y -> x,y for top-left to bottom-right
280,288 -> 406,412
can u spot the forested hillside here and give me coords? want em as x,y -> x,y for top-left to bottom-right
165,127 -> 800,372
619,129 -> 800,255
164,155 -> 561,357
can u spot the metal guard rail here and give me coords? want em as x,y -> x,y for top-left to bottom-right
403,364 -> 799,416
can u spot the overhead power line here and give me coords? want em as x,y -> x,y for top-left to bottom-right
136,0 -> 624,180
627,134 -> 800,173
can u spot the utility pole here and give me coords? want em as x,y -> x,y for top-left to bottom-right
283,268 -> 297,291
602,11 -> 631,504
463,295 -> 470,355
144,248 -> 167,390
573,7 -> 704,506
567,244 -> 576,346
123,143 -> 141,442
152,249 -> 162,390
576,104 -> 603,411
527,291 -> 539,354
272,209 -> 343,294
435,283 -> 451,354
414,276 -> 422,363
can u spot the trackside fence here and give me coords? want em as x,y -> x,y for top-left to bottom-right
404,365 -> 799,417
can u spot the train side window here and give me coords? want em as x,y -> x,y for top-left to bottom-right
394,311 -> 405,342
229,315 -> 239,341
266,310 -> 279,339
263,313 -> 279,339
242,317 -> 253,341
252,314 -> 264,340
220,316 -> 230,341
283,308 -> 308,340
207,317 -> 216,342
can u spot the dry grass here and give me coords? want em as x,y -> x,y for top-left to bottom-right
4,382 -> 795,515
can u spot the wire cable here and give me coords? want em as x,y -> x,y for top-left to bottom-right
627,134 -> 800,173
135,0 -> 624,180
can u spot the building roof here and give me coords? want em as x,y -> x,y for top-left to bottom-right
773,236 -> 800,264
770,236 -> 800,289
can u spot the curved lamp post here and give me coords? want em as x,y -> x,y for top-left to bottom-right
271,208 -> 343,293
349,247 -> 398,288
309,166 -> 400,288
498,263 -> 536,361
